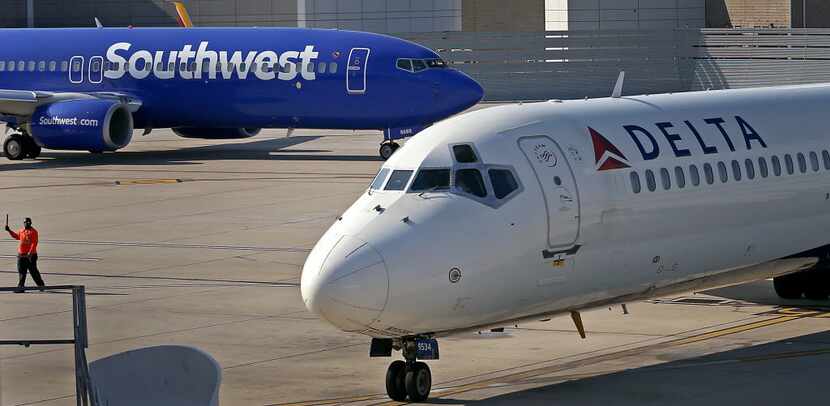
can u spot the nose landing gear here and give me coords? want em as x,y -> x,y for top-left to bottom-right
386,360 -> 432,402
379,141 -> 400,161
375,337 -> 437,402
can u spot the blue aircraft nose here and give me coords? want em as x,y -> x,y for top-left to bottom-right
461,73 -> 484,108
453,71 -> 485,110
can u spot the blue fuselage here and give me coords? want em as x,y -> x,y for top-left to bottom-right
0,28 -> 482,130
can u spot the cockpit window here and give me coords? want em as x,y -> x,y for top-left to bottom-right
384,170 -> 414,191
412,59 -> 427,72
455,169 -> 487,198
453,144 -> 478,163
370,168 -> 391,190
489,169 -> 519,199
410,169 -> 450,192
396,59 -> 413,72
396,58 -> 447,73
426,59 -> 447,68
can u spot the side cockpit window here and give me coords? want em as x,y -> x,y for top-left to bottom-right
370,168 -> 390,190
451,143 -> 522,205
489,169 -> 519,199
426,59 -> 447,68
396,59 -> 413,72
384,170 -> 413,191
410,169 -> 450,192
412,59 -> 427,72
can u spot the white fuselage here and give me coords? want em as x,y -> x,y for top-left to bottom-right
301,84 -> 830,338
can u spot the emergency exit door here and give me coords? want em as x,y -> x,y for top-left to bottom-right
69,56 -> 84,84
518,136 -> 581,248
347,48 -> 370,95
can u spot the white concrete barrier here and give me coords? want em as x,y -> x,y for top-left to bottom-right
89,345 -> 221,406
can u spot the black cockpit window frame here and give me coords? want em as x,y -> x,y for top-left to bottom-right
488,168 -> 520,199
396,58 -> 447,73
442,143 -> 523,207
409,168 -> 451,192
455,168 -> 488,198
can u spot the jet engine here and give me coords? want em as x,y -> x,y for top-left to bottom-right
28,99 -> 133,151
172,127 -> 261,139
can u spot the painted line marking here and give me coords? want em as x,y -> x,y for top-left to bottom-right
0,254 -> 100,262
115,179 -> 183,185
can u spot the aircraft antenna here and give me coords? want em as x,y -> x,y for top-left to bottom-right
94,17 -> 103,28
611,71 -> 625,98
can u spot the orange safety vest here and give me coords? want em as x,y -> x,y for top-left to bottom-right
8,228 -> 38,255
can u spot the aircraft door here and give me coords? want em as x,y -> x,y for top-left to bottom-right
347,48 -> 370,95
88,56 -> 103,84
518,136 -> 581,249
69,56 -> 84,84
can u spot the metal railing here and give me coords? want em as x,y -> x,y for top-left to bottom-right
0,285 -> 95,406
401,28 -> 830,101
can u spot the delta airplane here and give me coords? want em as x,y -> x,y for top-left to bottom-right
301,79 -> 830,401
0,27 -> 483,161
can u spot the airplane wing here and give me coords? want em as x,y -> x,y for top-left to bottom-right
0,89 -> 142,122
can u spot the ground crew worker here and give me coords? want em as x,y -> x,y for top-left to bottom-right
5,217 -> 45,293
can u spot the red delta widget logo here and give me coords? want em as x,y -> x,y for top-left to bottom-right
588,116 -> 768,171
589,127 -> 631,170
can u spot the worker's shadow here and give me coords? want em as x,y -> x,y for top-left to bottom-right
0,134 -> 381,172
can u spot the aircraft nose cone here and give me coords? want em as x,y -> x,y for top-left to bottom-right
464,74 -> 485,105
301,235 -> 388,332
448,72 -> 484,111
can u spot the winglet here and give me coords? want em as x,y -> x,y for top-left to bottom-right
611,71 -> 625,98
94,17 -> 103,28
172,2 -> 194,28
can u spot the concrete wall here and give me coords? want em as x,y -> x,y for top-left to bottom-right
706,0 -> 790,28
462,0 -> 544,32
546,0 -> 705,31
303,0 -> 461,33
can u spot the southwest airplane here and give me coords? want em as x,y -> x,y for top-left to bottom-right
301,80 -> 830,401
0,27 -> 483,161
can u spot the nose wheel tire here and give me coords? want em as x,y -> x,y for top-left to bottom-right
404,361 -> 432,402
379,142 -> 400,160
3,135 -> 27,160
385,360 -> 408,401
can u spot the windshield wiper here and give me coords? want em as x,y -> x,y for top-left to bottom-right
417,186 -> 449,197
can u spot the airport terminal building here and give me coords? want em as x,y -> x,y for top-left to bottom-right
4,0 -> 829,31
